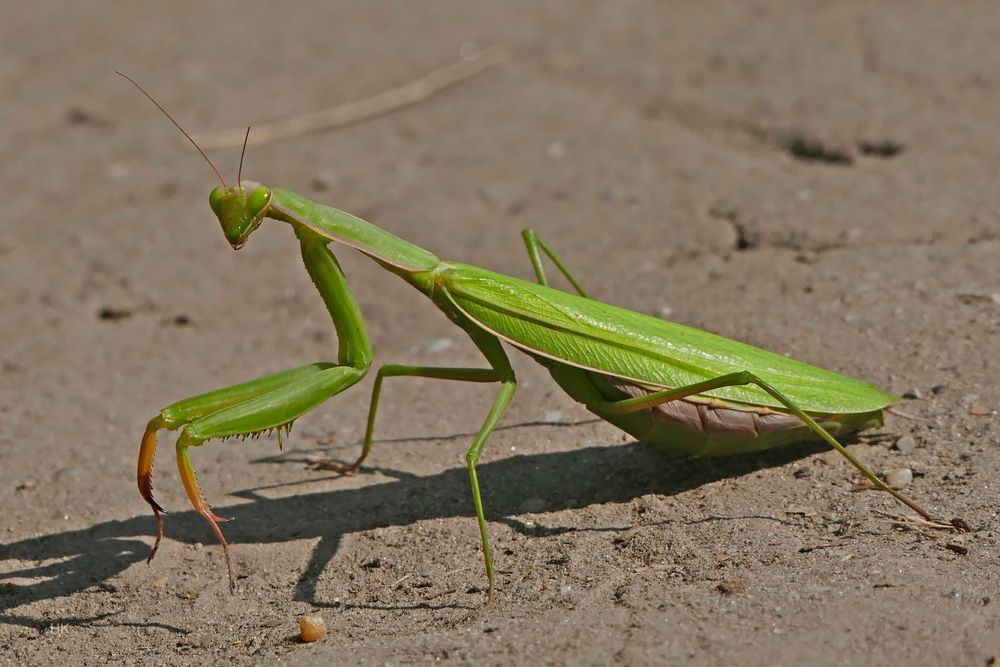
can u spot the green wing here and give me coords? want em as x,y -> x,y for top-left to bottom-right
440,263 -> 897,414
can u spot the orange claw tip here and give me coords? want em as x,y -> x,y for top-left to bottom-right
137,475 -> 167,514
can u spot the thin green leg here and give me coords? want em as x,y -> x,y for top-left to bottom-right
313,364 -> 500,474
459,329 -> 517,603
320,334 -> 517,603
595,371 -> 940,523
521,228 -> 589,297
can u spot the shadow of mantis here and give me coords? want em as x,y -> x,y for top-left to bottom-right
0,436 -> 831,632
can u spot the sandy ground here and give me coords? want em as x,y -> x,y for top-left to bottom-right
2,2 -> 998,665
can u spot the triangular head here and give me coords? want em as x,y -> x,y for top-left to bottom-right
208,184 -> 273,250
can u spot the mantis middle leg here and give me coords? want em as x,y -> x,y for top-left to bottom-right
312,364 -> 500,474
318,327 -> 517,602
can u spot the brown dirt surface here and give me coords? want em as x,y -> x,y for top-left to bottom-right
2,2 -> 998,665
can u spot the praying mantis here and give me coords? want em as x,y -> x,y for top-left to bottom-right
122,74 -> 951,602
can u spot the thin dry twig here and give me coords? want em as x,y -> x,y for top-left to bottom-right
873,509 -> 956,531
192,46 -> 508,149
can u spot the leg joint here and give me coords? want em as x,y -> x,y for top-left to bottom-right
175,427 -> 202,450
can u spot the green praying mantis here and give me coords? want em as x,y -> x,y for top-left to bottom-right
123,74 -> 952,602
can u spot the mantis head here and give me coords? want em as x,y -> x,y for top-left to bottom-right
209,183 -> 272,250
113,73 -> 272,250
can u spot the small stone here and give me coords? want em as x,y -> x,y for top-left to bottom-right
55,466 -> 81,480
955,291 -> 1000,305
893,434 -> 917,455
968,404 -> 994,416
945,542 -> 969,556
785,504 -> 818,517
716,580 -> 746,596
424,337 -> 454,354
299,615 -> 326,643
459,41 -> 481,61
901,388 -> 923,400
98,307 -> 131,321
931,384 -> 947,395
310,170 -> 336,192
885,468 -> 913,488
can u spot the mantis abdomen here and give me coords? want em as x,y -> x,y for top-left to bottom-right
547,365 -> 884,456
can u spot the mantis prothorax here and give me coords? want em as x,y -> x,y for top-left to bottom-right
122,74 -> 952,601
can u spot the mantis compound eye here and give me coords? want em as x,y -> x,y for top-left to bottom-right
209,186 -> 225,215
248,186 -> 272,217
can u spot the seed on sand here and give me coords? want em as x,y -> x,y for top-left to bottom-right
299,615 -> 327,643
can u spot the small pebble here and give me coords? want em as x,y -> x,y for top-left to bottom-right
885,468 -> 913,488
902,388 -> 923,400
893,434 -> 917,455
310,170 -> 336,192
299,615 -> 326,643
931,384 -> 947,395
716,580 -> 747,596
945,542 -> 969,556
459,41 -> 481,61
424,337 -> 454,354
968,404 -> 994,416
98,307 -> 132,321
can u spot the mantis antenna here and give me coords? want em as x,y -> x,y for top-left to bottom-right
237,126 -> 251,189
115,71 -> 228,188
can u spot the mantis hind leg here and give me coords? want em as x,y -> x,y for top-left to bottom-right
312,364 -> 500,474
521,228 -> 589,297
595,371 -> 944,524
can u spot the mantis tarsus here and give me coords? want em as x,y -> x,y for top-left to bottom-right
122,74 -> 952,602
